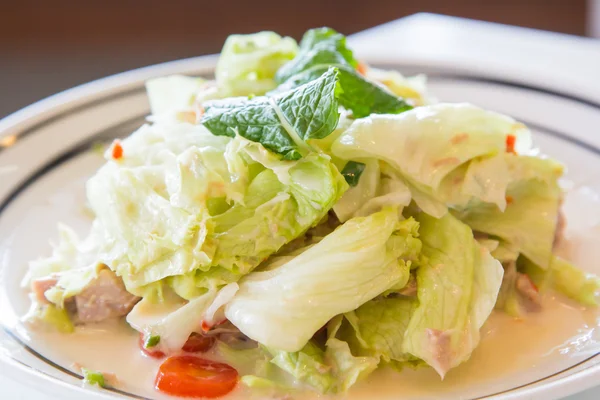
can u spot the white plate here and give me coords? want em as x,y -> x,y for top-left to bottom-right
2,30 -> 600,400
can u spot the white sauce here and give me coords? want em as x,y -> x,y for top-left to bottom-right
23,292 -> 600,400
12,181 -> 600,399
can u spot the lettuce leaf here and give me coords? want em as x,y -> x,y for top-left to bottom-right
333,160 -> 380,222
266,338 -> 377,394
332,103 -> 531,217
211,152 -> 347,274
364,67 -> 431,106
202,67 -> 341,160
333,161 -> 413,222
225,208 -> 421,352
75,123 -> 346,301
522,256 -> 600,306
456,180 -> 560,270
216,31 -> 298,97
145,75 -> 205,116
23,303 -> 75,333
216,337 -> 376,395
402,212 -> 503,377
339,297 -> 417,363
495,261 -> 517,312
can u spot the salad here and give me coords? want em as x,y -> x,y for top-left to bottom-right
23,27 -> 600,399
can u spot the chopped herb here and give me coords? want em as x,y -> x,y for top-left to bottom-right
144,334 -> 161,348
110,139 -> 123,160
506,134 -> 516,154
82,368 -> 106,388
341,161 -> 366,187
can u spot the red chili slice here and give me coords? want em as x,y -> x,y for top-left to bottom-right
111,139 -> 123,160
506,134 -> 516,154
356,61 -> 368,75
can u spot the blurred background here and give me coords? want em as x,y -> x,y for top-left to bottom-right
1,0 -> 599,118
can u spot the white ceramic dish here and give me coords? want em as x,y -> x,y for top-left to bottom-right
2,40 -> 600,400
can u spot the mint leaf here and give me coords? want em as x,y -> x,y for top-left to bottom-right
201,67 -> 341,159
337,67 -> 412,118
341,161 -> 366,186
273,66 -> 412,118
275,27 -> 356,84
144,334 -> 161,348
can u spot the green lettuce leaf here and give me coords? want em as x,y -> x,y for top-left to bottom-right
266,338 -> 377,394
23,303 -> 75,334
491,241 -> 520,263
522,256 -> 600,306
224,208 -> 421,352
402,212 -> 503,377
339,297 -> 417,364
27,224 -> 107,307
333,160 -> 380,222
210,152 -> 348,274
267,341 -> 335,392
456,169 -> 561,269
202,67 -> 341,160
216,32 -> 298,97
333,161 -> 413,223
145,75 -> 205,116
126,288 -> 216,351
332,103 -> 532,217
216,336 -> 376,395
494,261 -> 525,317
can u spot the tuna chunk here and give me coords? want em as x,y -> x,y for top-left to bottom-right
31,277 -> 58,304
75,269 -> 140,323
515,273 -> 542,312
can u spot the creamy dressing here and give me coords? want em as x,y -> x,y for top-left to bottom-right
22,292 -> 600,400
9,177 -> 600,399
